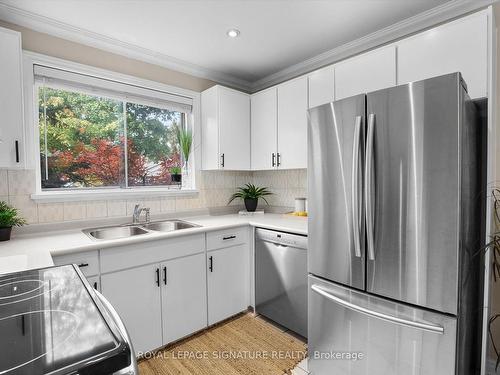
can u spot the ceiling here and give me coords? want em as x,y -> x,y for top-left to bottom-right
0,0 -> 475,90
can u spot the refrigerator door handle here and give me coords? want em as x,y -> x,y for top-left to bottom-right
365,113 -> 376,261
311,284 -> 444,334
351,115 -> 363,258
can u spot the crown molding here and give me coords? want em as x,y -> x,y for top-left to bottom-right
0,2 -> 253,92
250,0 -> 498,92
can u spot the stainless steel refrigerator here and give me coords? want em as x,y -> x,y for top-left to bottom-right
307,73 -> 485,375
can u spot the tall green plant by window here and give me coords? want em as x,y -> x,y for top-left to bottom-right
176,125 -> 192,164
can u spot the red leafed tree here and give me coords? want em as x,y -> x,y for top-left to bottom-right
74,139 -> 122,185
48,138 -> 147,187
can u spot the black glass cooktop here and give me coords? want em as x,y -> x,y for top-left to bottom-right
0,265 -> 130,375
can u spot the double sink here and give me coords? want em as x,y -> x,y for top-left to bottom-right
83,219 -> 200,241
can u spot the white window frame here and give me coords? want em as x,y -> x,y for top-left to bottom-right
23,51 -> 201,202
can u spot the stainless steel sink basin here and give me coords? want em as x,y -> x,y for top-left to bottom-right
83,220 -> 200,240
84,225 -> 149,240
142,220 -> 199,232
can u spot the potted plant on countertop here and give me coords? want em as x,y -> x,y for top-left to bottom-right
228,183 -> 273,212
0,201 -> 27,241
170,166 -> 182,183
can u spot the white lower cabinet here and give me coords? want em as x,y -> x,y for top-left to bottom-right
86,275 -> 100,291
100,250 -> 208,355
90,230 -> 249,355
101,263 -> 164,355
161,253 -> 207,343
207,244 -> 248,325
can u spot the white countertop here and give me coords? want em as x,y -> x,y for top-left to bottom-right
0,213 -> 307,275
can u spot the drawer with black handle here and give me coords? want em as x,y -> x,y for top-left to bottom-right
206,227 -> 248,251
52,250 -> 99,277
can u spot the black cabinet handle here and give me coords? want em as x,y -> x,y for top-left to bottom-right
277,153 -> 281,167
93,282 -> 98,290
21,314 -> 25,336
221,153 -> 225,168
272,153 -> 276,167
163,266 -> 167,285
209,256 -> 213,272
223,235 -> 236,241
78,263 -> 89,268
156,268 -> 160,287
15,140 -> 19,163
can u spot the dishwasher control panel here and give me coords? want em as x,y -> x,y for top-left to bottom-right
255,228 -> 308,248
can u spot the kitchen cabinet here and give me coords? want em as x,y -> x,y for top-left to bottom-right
251,87 -> 277,170
101,263 -> 163,355
201,85 -> 250,170
335,45 -> 396,100
276,76 -> 308,169
0,26 -> 24,168
101,252 -> 207,354
250,77 -> 308,170
397,11 -> 487,99
161,253 -> 207,343
308,65 -> 335,109
207,243 -> 248,325
87,275 -> 100,291
52,250 -> 99,277
100,235 -> 207,354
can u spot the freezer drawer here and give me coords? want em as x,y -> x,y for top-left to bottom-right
308,275 -> 456,375
255,229 -> 307,337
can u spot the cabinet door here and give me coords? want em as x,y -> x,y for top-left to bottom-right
308,66 -> 335,109
207,244 -> 248,325
161,253 -> 207,344
101,264 -> 162,354
219,87 -> 251,170
335,45 -> 396,100
277,76 -> 308,169
251,87 -> 277,170
397,11 -> 487,99
201,86 -> 219,170
0,27 -> 24,168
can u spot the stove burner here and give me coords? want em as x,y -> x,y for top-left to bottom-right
0,278 -> 52,306
0,309 -> 80,375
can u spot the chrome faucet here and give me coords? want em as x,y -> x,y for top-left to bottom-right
132,204 -> 151,224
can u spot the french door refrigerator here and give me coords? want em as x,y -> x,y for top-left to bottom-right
307,73 -> 485,375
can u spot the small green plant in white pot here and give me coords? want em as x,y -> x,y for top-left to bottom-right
0,201 -> 27,241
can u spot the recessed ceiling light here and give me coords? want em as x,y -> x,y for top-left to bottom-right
227,29 -> 240,38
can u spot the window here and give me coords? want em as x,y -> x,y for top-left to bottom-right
36,65 -> 193,192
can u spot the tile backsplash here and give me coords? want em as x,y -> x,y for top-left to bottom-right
0,169 -> 307,224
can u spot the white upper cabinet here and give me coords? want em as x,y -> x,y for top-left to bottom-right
201,85 -> 250,170
335,45 -> 396,100
397,11 -> 488,99
277,76 -> 308,169
0,27 -> 24,169
308,65 -> 335,109
251,87 -> 277,170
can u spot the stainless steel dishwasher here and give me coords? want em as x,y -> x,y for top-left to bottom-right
255,228 -> 308,338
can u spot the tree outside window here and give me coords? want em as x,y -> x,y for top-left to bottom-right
38,86 -> 187,190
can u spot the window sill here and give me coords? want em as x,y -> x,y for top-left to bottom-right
31,188 -> 199,203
